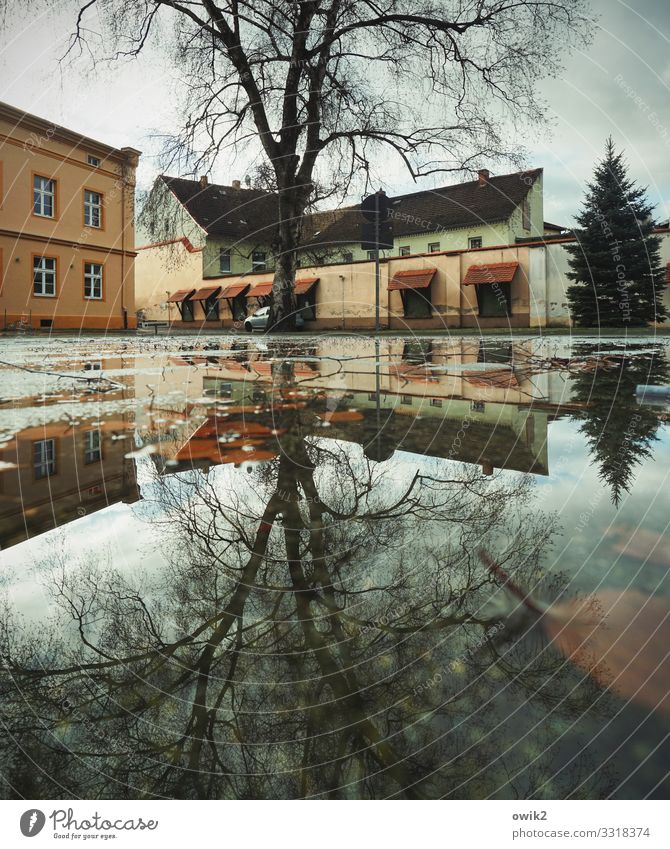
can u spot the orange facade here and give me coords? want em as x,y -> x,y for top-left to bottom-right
0,102 -> 140,330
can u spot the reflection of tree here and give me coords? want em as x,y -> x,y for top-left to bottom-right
569,347 -> 669,506
1,369 -> 609,800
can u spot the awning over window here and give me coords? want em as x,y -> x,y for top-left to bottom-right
388,268 -> 436,290
218,282 -> 249,299
166,288 -> 195,303
462,261 -> 519,286
246,281 -> 273,298
295,277 -> 319,295
191,285 -> 221,301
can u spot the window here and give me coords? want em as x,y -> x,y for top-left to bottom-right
342,251 -> 353,263
401,395 -> 412,405
471,401 -> 485,413
181,299 -> 195,322
84,190 -> 103,228
476,282 -> 510,317
368,392 -> 378,401
84,430 -> 102,464
430,398 -> 443,408
522,197 -> 531,230
84,262 -> 103,299
33,175 -> 55,217
87,154 -> 101,167
34,439 -> 56,479
367,250 -> 376,261
428,242 -> 440,253
33,256 -> 57,297
40,319 -> 53,328
219,249 -> 231,273
468,237 -> 482,249
399,246 -> 411,256
252,251 -> 266,271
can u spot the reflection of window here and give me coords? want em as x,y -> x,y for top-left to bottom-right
367,250 -> 376,260
468,237 -> 482,249
84,190 -> 102,227
34,439 -> 56,479
34,175 -> 55,217
471,401 -> 485,413
368,392 -> 378,401
342,251 -> 353,263
428,242 -> 440,253
84,262 -> 103,299
476,282 -> 510,317
401,395 -> 412,405
204,295 -> 219,320
399,246 -> 411,256
33,256 -> 57,296
84,430 -> 102,464
219,249 -> 231,273
430,398 -> 442,407
251,251 -> 266,271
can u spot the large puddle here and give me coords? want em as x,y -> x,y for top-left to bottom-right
0,334 -> 669,799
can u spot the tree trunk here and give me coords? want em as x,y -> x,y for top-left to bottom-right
267,187 -> 304,332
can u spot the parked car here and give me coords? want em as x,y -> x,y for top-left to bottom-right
244,305 -> 304,332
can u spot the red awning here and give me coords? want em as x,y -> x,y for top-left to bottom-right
388,268 -> 436,291
218,282 -> 249,299
246,281 -> 273,298
191,285 -> 221,301
295,277 -> 319,295
166,288 -> 195,303
462,262 -> 519,286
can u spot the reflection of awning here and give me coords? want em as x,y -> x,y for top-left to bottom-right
191,285 -> 221,301
462,262 -> 519,285
246,281 -> 273,298
218,282 -> 249,299
295,277 -> 319,295
167,288 -> 195,303
388,268 -> 436,290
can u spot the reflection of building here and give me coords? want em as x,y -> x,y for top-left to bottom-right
164,339 -> 568,477
0,414 -> 139,550
0,100 -> 140,331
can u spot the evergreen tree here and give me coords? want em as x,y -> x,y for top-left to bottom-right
566,139 -> 667,327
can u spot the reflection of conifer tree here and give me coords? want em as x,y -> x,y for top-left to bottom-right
570,347 -> 669,506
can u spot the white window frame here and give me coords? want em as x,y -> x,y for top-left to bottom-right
84,190 -> 103,228
399,246 -> 411,256
33,175 -> 55,218
251,250 -> 266,271
87,154 -> 101,167
427,242 -> 440,253
219,249 -> 232,273
33,256 -> 57,297
34,438 -> 56,479
468,237 -> 483,249
84,430 -> 102,464
84,262 -> 104,300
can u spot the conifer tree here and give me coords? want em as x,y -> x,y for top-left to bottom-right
566,139 -> 667,327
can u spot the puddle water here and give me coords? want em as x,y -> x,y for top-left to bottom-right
0,334 -> 669,799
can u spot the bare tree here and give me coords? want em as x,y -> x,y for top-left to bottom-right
50,0 -> 593,329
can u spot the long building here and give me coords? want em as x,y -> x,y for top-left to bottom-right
0,101 -> 141,331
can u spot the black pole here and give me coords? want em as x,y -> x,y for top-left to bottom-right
374,192 -> 381,333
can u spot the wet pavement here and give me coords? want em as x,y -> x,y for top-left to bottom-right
0,333 -> 669,799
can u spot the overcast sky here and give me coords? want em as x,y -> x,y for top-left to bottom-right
1,0 -> 668,227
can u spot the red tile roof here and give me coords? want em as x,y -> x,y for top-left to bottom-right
462,261 -> 519,286
191,285 -> 221,301
218,282 -> 249,299
166,288 -> 195,303
246,281 -> 273,298
294,277 -> 319,295
388,268 -> 436,291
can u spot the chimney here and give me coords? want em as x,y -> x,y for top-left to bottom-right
231,179 -> 241,190
478,168 -> 490,187
481,461 -> 494,476
199,175 -> 208,188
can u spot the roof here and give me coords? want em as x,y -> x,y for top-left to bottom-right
388,268 -> 436,291
161,176 -> 279,242
303,169 -> 543,249
462,261 -> 519,286
0,100 -> 141,163
543,221 -> 567,232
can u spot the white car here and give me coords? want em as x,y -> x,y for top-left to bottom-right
244,306 -> 305,332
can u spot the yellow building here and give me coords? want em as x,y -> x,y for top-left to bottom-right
0,101 -> 140,331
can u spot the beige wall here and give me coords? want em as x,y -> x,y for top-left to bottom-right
135,239 -> 205,319
0,103 -> 139,330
